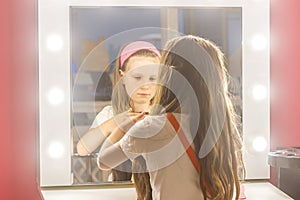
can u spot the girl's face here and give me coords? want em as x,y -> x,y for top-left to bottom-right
121,56 -> 160,106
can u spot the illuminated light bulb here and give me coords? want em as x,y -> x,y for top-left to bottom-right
252,84 -> 267,101
47,34 -> 63,51
252,136 -> 267,152
48,141 -> 64,159
251,34 -> 268,51
47,87 -> 64,105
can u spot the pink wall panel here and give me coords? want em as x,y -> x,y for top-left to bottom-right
9,0 -> 42,199
270,0 -> 300,185
270,0 -> 300,150
0,0 -> 42,199
0,1 -> 13,199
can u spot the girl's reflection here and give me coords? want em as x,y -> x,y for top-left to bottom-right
76,41 -> 161,184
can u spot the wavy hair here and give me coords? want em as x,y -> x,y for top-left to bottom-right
149,35 -> 244,200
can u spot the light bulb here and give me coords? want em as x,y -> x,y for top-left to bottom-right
47,34 -> 63,51
252,84 -> 267,101
252,136 -> 267,152
251,34 -> 268,51
48,141 -> 64,159
47,87 -> 64,105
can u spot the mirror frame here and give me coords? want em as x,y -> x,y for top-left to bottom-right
39,0 -> 270,186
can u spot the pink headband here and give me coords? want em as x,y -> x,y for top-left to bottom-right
119,41 -> 161,69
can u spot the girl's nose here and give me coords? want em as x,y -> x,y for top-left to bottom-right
140,84 -> 150,90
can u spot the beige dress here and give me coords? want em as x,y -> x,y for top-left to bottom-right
120,114 -> 204,200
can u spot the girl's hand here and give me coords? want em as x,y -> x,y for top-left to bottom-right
107,110 -> 146,144
102,110 -> 134,134
114,110 -> 146,133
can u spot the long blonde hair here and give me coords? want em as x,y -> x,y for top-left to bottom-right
111,46 -> 160,199
151,35 -> 244,200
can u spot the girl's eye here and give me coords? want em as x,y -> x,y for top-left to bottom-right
149,77 -> 157,81
134,76 -> 141,80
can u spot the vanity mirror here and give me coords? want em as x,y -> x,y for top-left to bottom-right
39,0 -> 269,188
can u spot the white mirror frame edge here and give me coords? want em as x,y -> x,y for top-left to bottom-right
39,0 -> 270,186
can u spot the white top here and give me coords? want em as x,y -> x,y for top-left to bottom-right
90,105 -> 114,181
120,114 -> 203,200
90,105 -> 114,129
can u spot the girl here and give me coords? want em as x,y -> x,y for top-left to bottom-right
98,35 -> 244,200
76,41 -> 161,184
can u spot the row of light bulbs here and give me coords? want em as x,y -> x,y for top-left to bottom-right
47,84 -> 267,106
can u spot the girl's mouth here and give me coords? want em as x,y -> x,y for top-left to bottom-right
137,93 -> 150,96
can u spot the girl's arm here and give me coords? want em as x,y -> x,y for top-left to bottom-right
77,111 -> 144,155
97,112 -> 146,170
76,117 -> 117,156
97,141 -> 128,170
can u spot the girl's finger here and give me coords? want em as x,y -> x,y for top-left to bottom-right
127,112 -> 142,116
132,112 -> 146,123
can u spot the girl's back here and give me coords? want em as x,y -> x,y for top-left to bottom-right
120,114 -> 203,200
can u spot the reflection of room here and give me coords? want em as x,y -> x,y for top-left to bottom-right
71,7 -> 242,185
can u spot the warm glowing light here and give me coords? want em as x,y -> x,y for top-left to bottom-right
251,34 -> 268,50
47,34 -> 63,51
252,136 -> 267,152
252,84 -> 267,101
47,87 -> 64,105
48,142 -> 64,159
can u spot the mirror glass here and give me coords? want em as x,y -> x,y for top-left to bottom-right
70,6 -> 242,185
39,0 -> 269,187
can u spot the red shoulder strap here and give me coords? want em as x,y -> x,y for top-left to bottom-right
166,113 -> 212,196
166,113 -> 200,173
